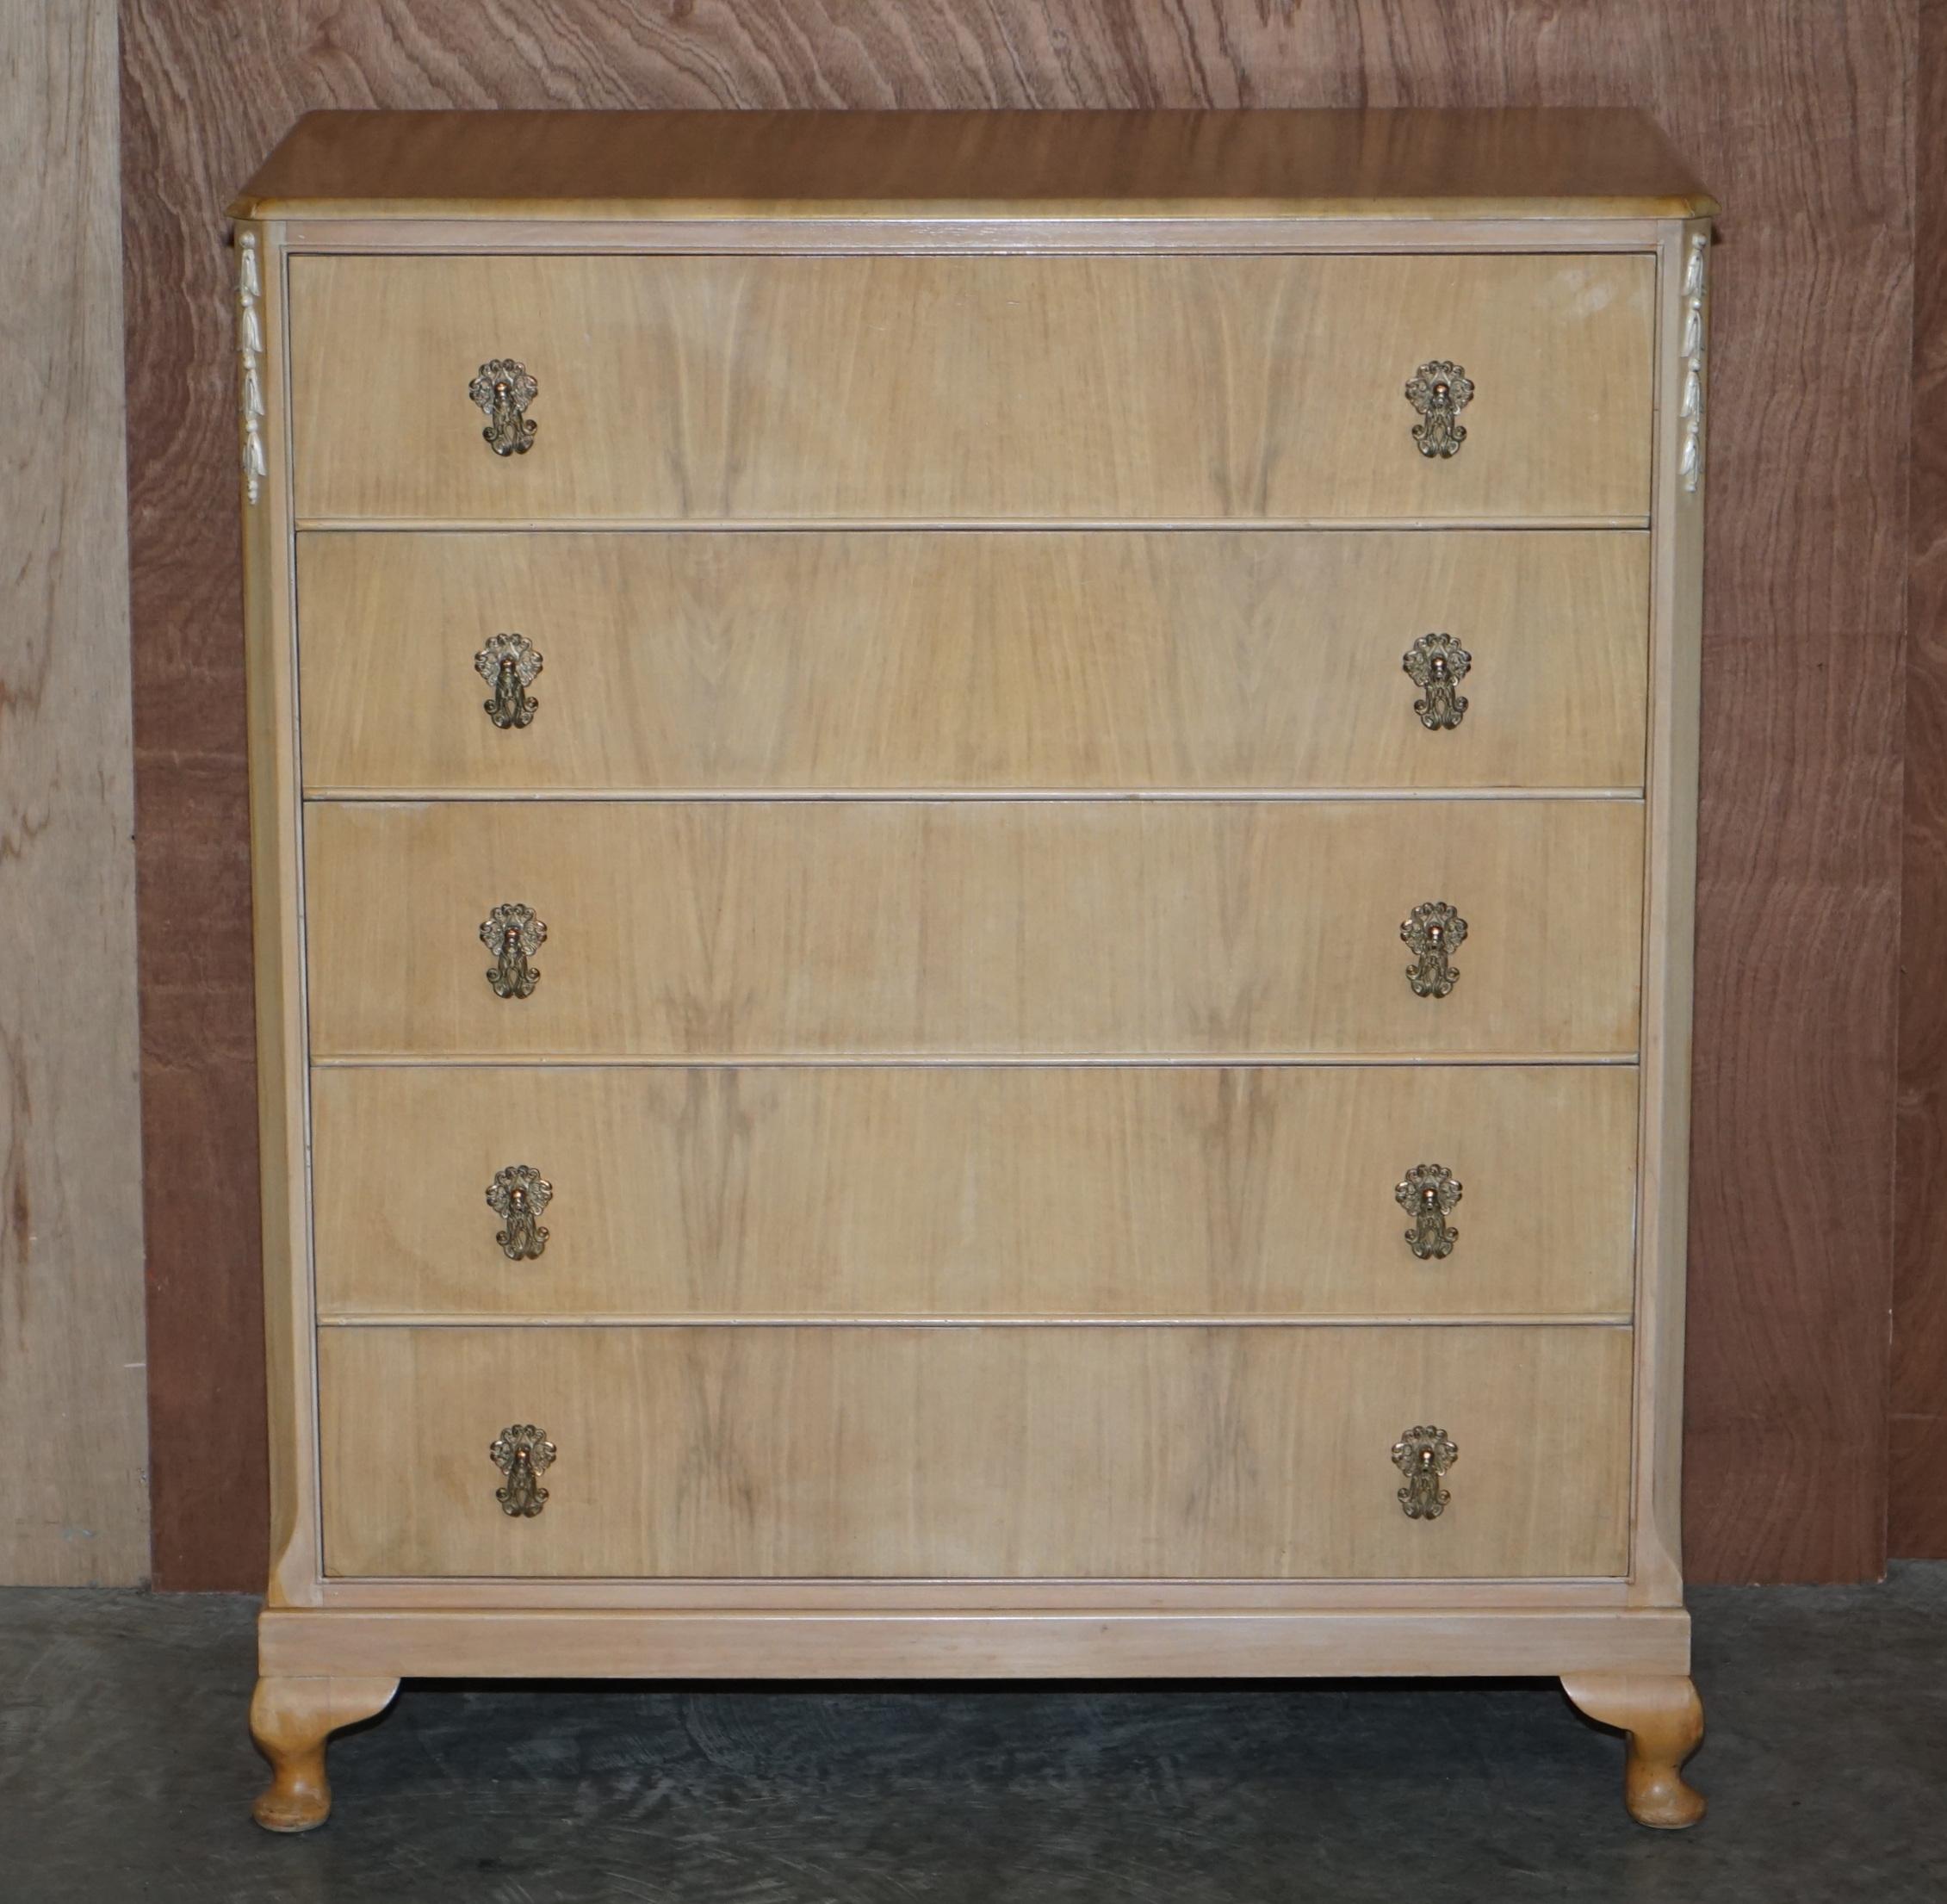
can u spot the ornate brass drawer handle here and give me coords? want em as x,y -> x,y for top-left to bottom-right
486,1164 -> 552,1261
490,1424 -> 555,1517
469,358 -> 538,456
1405,360 -> 1473,458
475,632 -> 543,730
1401,901 -> 1466,999
1396,1163 -> 1461,1260
481,902 -> 546,1000
1403,632 -> 1471,730
1392,1425 -> 1458,1520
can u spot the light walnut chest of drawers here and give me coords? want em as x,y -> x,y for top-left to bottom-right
233,108 -> 1716,1833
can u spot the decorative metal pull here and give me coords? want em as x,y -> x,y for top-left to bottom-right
481,902 -> 545,1000
1392,1425 -> 1459,1520
1396,1163 -> 1462,1260
490,1423 -> 555,1517
1403,633 -> 1471,731
469,359 -> 538,456
475,632 -> 543,730
486,1164 -> 552,1261
1405,360 -> 1473,459
1401,901 -> 1467,999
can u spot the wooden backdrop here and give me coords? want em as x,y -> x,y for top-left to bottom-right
1894,0 -> 1947,1558
0,0 -> 149,1585
121,2 -> 1914,1590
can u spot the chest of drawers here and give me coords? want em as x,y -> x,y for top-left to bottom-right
233,108 -> 1714,1834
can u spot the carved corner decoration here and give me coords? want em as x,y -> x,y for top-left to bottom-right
1396,1163 -> 1462,1260
486,1164 -> 552,1261
475,632 -> 543,730
1401,901 -> 1467,999
1392,1425 -> 1459,1520
481,902 -> 546,1000
1405,360 -> 1473,458
489,1424 -> 555,1517
1402,632 -> 1472,731
1678,234 -> 1708,493
237,233 -> 267,505
471,359 -> 538,456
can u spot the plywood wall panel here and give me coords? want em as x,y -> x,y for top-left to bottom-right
1892,0 -> 1947,1560
0,0 -> 149,1584
120,1 -> 1912,1587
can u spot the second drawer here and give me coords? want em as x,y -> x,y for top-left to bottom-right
312,1063 -> 1638,1321
296,530 -> 1650,795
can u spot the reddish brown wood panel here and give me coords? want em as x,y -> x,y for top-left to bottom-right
1893,0 -> 1947,1560
121,2 -> 1910,1589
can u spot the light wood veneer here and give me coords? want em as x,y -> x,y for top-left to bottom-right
288,252 -> 1653,524
231,109 -> 1718,225
234,109 -> 1710,1833
296,530 -> 1650,795
311,1063 -> 1638,1321
303,797 -> 1645,1060
319,1324 -> 1633,1581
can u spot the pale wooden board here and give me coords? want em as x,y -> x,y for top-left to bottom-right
232,107 -> 1717,221
287,252 -> 1654,523
238,220 -> 319,1610
301,799 -> 1646,1059
1629,221 -> 1708,1608
318,1324 -> 1633,1580
296,530 -> 1651,794
310,1063 -> 1639,1321
0,0 -> 149,1585
313,1576 -> 1633,1613
258,1605 -> 1691,1681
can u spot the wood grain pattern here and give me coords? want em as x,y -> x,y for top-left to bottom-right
0,0 -> 149,1585
298,530 -> 1650,794
311,1064 -> 1639,1321
260,1603 -> 1692,1681
1676,6 -> 1909,1585
121,2 -> 1907,1588
1560,1672 -> 1707,1829
238,219 -> 321,1611
288,251 -> 1654,524
248,1674 -> 399,1833
302,799 -> 1645,1060
318,1324 -> 1634,1580
1892,0 -> 1947,1559
311,1576 -> 1639,1614
233,107 -> 1717,220
1626,220 -> 1708,1612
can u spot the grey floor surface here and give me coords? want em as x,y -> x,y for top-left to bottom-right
1,1566 -> 1942,1903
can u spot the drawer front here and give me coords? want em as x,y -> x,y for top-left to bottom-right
303,800 -> 1644,1058
319,1324 -> 1632,1579
297,530 -> 1650,794
313,1064 -> 1636,1321
288,253 -> 1653,523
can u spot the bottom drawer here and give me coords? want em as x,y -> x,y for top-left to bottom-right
319,1325 -> 1631,1581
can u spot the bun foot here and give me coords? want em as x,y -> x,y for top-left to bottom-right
1561,1672 -> 1706,1829
249,1674 -> 400,1832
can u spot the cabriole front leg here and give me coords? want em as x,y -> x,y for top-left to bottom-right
1560,1673 -> 1706,1829
249,1674 -> 400,1832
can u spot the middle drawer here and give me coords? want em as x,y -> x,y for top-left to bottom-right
312,1063 -> 1638,1321
303,798 -> 1644,1058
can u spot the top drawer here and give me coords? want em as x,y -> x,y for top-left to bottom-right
288,252 -> 1654,524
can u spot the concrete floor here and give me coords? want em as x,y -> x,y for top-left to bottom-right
1,1568 -> 1941,1902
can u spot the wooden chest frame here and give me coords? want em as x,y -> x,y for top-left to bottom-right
237,187 -> 1709,1831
